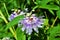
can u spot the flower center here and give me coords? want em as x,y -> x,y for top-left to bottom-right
29,18 -> 33,21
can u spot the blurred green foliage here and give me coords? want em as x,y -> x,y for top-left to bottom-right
0,0 -> 60,40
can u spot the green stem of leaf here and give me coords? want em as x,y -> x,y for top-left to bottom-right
51,16 -> 58,27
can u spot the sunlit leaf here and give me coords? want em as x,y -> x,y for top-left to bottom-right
42,0 -> 52,5
5,15 -> 24,30
39,5 -> 59,10
16,27 -> 26,40
48,9 -> 54,15
48,24 -> 60,40
57,9 -> 60,19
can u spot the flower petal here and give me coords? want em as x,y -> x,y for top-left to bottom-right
33,27 -> 39,33
22,27 -> 26,31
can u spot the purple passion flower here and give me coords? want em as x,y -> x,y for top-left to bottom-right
9,12 -> 18,21
18,14 -> 44,35
9,11 -> 25,21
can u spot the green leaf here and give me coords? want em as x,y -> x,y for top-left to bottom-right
42,0 -> 52,5
48,9 -> 54,15
0,24 -> 4,31
5,15 -> 24,30
28,36 -> 31,40
35,0 -> 41,5
48,24 -> 60,40
39,5 -> 59,10
0,32 -> 13,38
16,27 -> 26,40
27,0 -> 30,5
57,10 -> 60,19
21,3 -> 24,10
44,19 -> 49,26
7,0 -> 18,10
0,18 -> 3,23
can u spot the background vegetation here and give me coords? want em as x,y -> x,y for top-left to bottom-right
0,0 -> 60,40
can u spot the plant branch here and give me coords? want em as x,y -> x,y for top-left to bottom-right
44,11 -> 48,18
51,16 -> 58,27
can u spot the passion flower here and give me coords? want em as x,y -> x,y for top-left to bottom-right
18,14 -> 44,35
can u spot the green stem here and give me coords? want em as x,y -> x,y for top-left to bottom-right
32,6 -> 38,11
44,11 -> 48,18
30,6 -> 38,15
3,2 -> 16,33
0,16 -> 2,18
51,16 -> 58,27
13,27 -> 16,33
47,36 -> 49,40
3,3 -> 9,17
0,10 -> 17,40
28,36 -> 31,40
47,17 -> 58,40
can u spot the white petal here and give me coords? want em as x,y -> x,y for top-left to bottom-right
2,37 -> 10,40
8,17 -> 11,21
31,14 -> 35,17
26,29 -> 29,34
18,23 -> 22,27
26,27 -> 30,34
22,27 -> 25,31
25,8 -> 28,12
26,27 -> 32,35
18,10 -> 21,13
28,28 -> 32,35
39,16 -> 44,18
38,25 -> 43,28
19,11 -> 25,15
28,32 -> 31,35
33,27 -> 39,33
